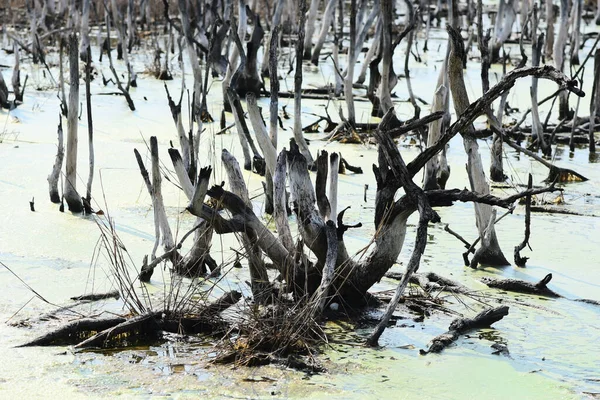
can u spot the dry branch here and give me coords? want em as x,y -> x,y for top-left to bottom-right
421,306 -> 509,354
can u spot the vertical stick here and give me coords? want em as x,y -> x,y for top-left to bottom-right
294,0 -> 314,165
328,153 -> 339,220
84,46 -> 94,213
514,174 -> 532,266
48,116 -> 64,203
64,34 -> 83,213
589,50 -> 600,154
269,25 -> 280,148
345,0 -> 357,126
303,0 -> 321,59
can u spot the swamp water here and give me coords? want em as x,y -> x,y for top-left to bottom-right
0,29 -> 599,399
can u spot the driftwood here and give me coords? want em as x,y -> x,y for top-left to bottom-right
18,317 -> 128,347
482,273 -> 561,297
420,306 -> 509,354
23,290 -> 242,349
70,290 -> 120,301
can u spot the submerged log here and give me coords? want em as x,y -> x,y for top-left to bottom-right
482,273 -> 561,297
18,317 -> 127,347
421,306 -> 509,354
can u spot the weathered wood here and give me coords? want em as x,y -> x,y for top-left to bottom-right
531,7 -> 551,157
269,26 -> 280,149
19,317 -> 127,347
489,0 -> 516,62
545,0 -> 555,59
48,116 -> 64,204
273,151 -> 295,255
303,0 -> 322,59
423,46 -> 450,190
447,25 -> 508,267
378,0 -> 394,114
310,221 -> 338,317
344,0 -> 357,126
222,149 -> 272,303
135,138 -> 176,281
294,0 -> 314,166
261,0 -> 285,77
201,290 -> 243,316
589,49 -> 600,154
554,0 -> 572,120
499,132 -> 588,182
84,45 -> 94,213
70,291 -> 120,301
311,0 -> 337,65
226,88 -> 263,173
64,34 -> 83,213
421,306 -> 509,354
315,151 -> 331,220
168,151 -> 216,277
366,109 -> 439,346
328,153 -> 339,221
482,273 -> 561,297
74,312 -> 162,349
514,174 -> 533,266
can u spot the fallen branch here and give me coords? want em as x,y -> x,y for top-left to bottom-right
420,306 -> 509,354
481,273 -> 561,297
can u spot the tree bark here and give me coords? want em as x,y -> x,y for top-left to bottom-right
447,26 -> 509,267
294,0 -> 314,166
64,34 -> 83,213
47,116 -> 64,204
311,0 -> 337,65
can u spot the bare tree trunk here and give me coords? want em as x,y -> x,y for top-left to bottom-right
328,153 -> 339,220
273,151 -> 294,254
531,7 -> 551,156
554,0 -> 572,120
136,137 -> 176,281
311,0 -> 337,65
520,0 -> 530,40
489,0 -> 517,62
48,116 -> 64,203
379,0 -> 394,114
344,0 -> 357,126
545,0 -> 555,59
569,0 -> 582,65
303,0 -> 321,59
356,19 -> 381,84
64,34 -> 83,213
269,26 -> 280,149
447,26 -> 509,267
423,46 -> 450,190
79,0 -> 90,60
294,0 -> 314,166
490,53 -> 506,182
221,149 -> 272,303
84,46 -> 94,213
223,0 -> 247,109
261,0 -> 285,76
589,49 -> 600,154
